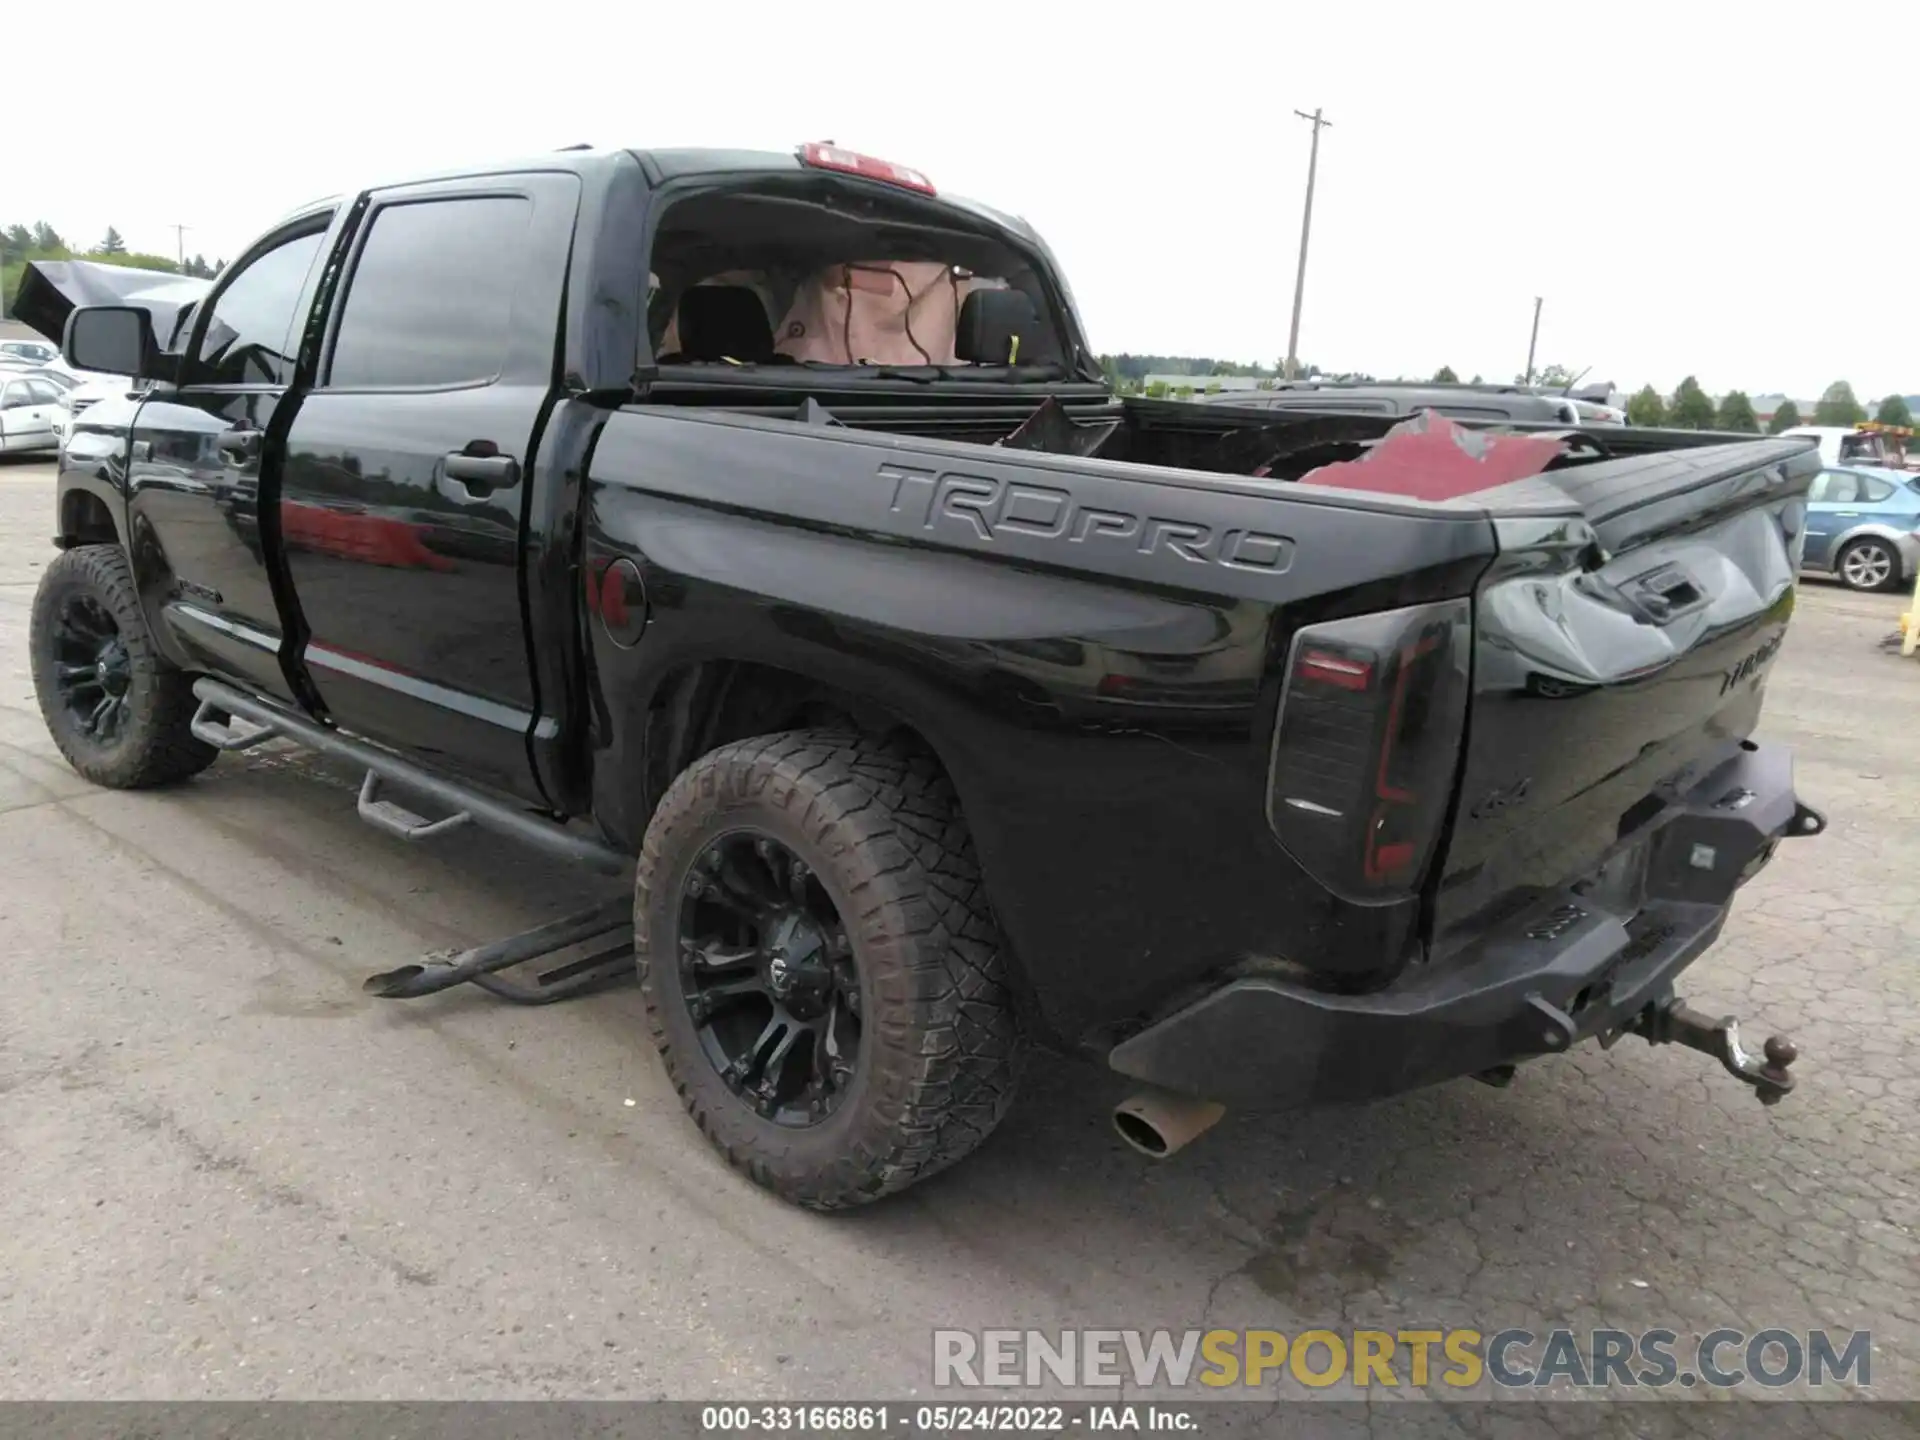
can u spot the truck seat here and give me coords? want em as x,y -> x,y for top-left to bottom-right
669,286 -> 775,362
955,288 -> 1041,365
774,262 -> 964,366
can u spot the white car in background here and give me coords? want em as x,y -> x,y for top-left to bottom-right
1570,397 -> 1628,425
3,345 -> 138,456
50,371 -> 136,450
1778,425 -> 1891,469
0,337 -> 61,367
0,371 -> 65,454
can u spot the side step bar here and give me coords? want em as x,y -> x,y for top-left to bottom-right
189,678 -> 629,876
362,896 -> 634,1005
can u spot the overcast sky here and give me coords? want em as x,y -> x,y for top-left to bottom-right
15,1 -> 1910,400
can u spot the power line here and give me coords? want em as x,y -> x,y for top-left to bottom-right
170,223 -> 192,267
1283,107 -> 1331,382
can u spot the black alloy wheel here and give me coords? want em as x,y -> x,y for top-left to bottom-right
48,592 -> 136,745
29,545 -> 216,789
678,829 -> 864,1127
634,729 -> 1024,1209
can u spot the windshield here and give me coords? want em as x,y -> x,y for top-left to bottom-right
647,179 -> 1077,379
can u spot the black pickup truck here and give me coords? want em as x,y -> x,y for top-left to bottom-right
29,143 -> 1823,1209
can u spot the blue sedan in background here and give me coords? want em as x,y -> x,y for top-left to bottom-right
1802,466 -> 1920,592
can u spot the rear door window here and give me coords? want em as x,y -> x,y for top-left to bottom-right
326,196 -> 533,389
1811,471 -> 1860,505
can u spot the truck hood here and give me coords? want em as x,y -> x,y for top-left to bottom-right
11,260 -> 213,352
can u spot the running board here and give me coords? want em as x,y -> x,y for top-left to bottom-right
363,896 -> 634,1006
188,678 -> 629,875
357,772 -> 472,843
190,700 -> 278,752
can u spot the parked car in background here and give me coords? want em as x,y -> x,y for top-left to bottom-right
0,371 -> 63,453
1569,397 -> 1628,425
1199,381 -> 1613,425
21,367 -> 80,394
50,372 -> 136,448
1780,426 -> 1890,469
0,337 -> 62,366
0,355 -> 135,451
1802,465 -> 1920,591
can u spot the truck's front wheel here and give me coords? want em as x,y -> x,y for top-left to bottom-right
29,546 -> 217,788
634,729 -> 1023,1209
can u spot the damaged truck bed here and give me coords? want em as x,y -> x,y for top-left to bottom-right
29,142 -> 1821,1209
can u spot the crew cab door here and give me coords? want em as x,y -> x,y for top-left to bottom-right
125,215 -> 334,700
279,173 -> 577,800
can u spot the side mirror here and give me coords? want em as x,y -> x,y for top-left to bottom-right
63,305 -> 164,380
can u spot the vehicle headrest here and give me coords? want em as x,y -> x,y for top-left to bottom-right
956,288 -> 1040,365
675,286 -> 773,362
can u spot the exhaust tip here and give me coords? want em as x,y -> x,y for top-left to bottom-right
362,965 -> 427,998
1113,1107 -> 1173,1157
1112,1089 -> 1225,1160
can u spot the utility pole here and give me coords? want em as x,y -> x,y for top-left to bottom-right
1283,107 -> 1331,382
1524,296 -> 1543,386
171,224 -> 192,268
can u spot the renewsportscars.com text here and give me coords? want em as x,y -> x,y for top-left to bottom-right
933,1327 -> 1872,1391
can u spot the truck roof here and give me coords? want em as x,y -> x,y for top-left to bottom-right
635,147 -> 1041,242
278,145 -> 1044,252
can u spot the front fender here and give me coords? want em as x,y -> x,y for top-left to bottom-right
54,422 -> 134,549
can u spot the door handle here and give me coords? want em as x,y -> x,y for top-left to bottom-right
218,429 -> 262,462
442,450 -> 519,496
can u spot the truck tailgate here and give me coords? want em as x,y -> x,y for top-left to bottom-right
1430,437 -> 1820,949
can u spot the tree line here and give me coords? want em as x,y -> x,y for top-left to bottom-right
1101,354 -> 1403,396
1,221 -> 225,317
1615,379 -> 1913,434
1100,351 -> 1916,434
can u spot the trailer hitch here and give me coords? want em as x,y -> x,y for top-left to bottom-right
1631,997 -> 1798,1105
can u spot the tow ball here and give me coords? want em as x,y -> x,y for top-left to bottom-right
1631,997 -> 1798,1105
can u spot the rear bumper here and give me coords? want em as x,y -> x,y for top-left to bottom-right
1107,741 -> 1821,1110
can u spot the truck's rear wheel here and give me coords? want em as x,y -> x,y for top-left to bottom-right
29,546 -> 217,788
634,729 -> 1023,1209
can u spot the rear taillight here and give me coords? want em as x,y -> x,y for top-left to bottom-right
1266,599 -> 1471,900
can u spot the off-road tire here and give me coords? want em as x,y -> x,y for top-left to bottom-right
634,729 -> 1024,1209
29,545 -> 217,788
